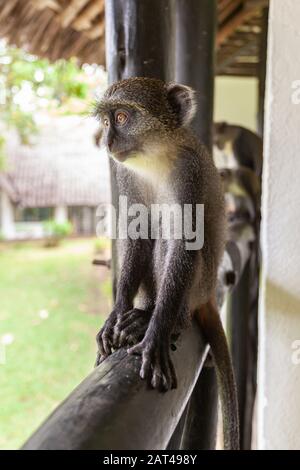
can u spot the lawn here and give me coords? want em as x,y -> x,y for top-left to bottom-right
0,238 -> 111,450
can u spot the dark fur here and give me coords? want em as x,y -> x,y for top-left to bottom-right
95,78 -> 239,450
214,122 -> 263,177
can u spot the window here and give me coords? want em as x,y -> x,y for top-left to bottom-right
14,207 -> 54,222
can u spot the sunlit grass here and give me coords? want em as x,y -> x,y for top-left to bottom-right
0,238 -> 111,449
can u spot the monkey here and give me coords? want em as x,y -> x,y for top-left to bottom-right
213,122 -> 263,177
94,126 -> 103,147
220,166 -> 261,225
94,77 -> 239,450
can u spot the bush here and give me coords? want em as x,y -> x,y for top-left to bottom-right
94,237 -> 110,254
43,220 -> 73,247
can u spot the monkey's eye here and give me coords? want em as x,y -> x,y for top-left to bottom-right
115,110 -> 129,126
103,118 -> 109,128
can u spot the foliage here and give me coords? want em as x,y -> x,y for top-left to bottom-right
5,110 -> 38,146
94,237 -> 111,254
0,43 -> 91,147
44,220 -> 73,246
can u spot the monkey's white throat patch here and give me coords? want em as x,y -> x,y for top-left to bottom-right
123,147 -> 175,182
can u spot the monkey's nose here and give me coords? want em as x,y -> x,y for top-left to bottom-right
107,135 -> 114,152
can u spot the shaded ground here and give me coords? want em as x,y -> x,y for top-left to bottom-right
0,238 -> 111,449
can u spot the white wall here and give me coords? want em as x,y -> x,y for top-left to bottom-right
258,0 -> 300,450
54,205 -> 68,224
0,190 -> 15,238
214,76 -> 258,131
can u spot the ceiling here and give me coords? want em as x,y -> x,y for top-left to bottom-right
0,0 -> 269,76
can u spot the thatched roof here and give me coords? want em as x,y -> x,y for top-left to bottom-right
0,116 -> 110,208
0,0 -> 105,65
217,0 -> 268,76
0,0 -> 268,76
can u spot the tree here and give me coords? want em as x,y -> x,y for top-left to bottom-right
0,42 -> 101,150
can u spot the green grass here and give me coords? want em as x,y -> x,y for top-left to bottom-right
0,239 -> 112,449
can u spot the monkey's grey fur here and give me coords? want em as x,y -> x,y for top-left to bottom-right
214,122 -> 263,177
94,77 -> 239,450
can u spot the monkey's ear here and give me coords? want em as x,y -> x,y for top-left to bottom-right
166,83 -> 197,127
215,121 -> 228,134
94,127 -> 103,147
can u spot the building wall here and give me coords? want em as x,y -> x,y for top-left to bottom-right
258,0 -> 300,449
0,197 -> 96,240
0,190 -> 15,239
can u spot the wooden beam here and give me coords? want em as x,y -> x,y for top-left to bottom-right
73,0 -> 104,31
31,0 -> 61,12
174,0 -> 218,450
218,0 -> 233,13
59,0 -> 90,28
0,0 -> 19,22
219,0 -> 243,26
217,66 -> 258,76
217,1 -> 263,47
85,22 -> 105,40
175,0 -> 216,149
21,323 -> 210,450
218,42 -> 258,70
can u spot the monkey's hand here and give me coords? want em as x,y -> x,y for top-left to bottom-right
127,332 -> 177,392
114,308 -> 152,348
95,308 -> 120,365
95,307 -> 152,366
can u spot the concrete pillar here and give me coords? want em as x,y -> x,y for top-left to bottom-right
0,190 -> 15,239
258,0 -> 300,450
54,205 -> 68,224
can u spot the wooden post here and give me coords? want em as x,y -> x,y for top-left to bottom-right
105,0 -> 174,297
174,0 -> 218,450
105,0 -> 174,81
175,0 -> 216,148
257,7 -> 269,137
229,255 -> 258,449
230,7 -> 268,450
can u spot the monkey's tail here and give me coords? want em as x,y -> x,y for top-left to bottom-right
195,299 -> 240,450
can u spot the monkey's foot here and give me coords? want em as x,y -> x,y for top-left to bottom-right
95,309 -> 119,366
113,308 -> 152,348
127,335 -> 177,392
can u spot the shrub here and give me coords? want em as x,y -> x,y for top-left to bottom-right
43,219 -> 73,247
94,237 -> 110,254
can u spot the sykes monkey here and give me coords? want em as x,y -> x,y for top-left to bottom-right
94,78 -> 239,450
213,122 -> 263,177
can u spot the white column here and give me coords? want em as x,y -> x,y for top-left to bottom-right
258,0 -> 300,450
0,190 -> 15,239
54,205 -> 68,224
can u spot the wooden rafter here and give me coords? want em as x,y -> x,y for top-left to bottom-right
59,0 -> 90,28
0,0 -> 269,76
217,0 -> 267,47
86,22 -> 105,40
218,0 -> 243,26
30,0 -> 61,13
73,0 -> 104,31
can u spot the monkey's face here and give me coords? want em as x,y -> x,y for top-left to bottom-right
98,106 -> 146,162
95,77 -> 197,165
